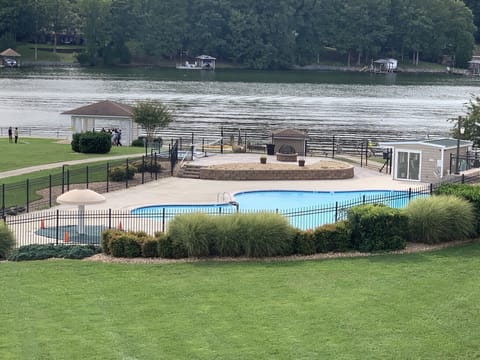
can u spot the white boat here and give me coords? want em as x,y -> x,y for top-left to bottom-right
176,55 -> 216,70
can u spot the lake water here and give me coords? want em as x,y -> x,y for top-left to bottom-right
0,66 -> 479,142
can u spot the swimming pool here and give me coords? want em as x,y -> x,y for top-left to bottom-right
132,189 -> 426,229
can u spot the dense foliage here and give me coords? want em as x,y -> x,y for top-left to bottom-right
0,0 -> 477,69
8,244 -> 100,261
71,131 -> 112,154
403,195 -> 476,244
0,221 -> 15,259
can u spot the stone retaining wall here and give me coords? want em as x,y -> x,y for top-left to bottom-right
199,166 -> 354,181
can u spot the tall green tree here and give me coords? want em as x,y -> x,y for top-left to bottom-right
78,0 -> 110,65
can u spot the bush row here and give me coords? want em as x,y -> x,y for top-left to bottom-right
1,190 -> 477,261
108,157 -> 162,182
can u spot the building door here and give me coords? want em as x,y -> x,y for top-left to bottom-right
396,150 -> 420,181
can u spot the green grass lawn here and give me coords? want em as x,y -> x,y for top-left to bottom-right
0,138 -> 144,172
1,242 -> 480,359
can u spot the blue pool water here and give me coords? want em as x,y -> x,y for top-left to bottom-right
132,189 -> 424,229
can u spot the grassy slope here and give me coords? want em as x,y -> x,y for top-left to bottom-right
0,138 -> 144,173
1,242 -> 480,359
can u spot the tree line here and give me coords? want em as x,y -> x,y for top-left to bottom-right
0,0 -> 477,69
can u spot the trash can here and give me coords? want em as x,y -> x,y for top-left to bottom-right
266,144 -> 275,155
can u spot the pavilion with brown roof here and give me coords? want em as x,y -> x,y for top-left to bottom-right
62,100 -> 137,145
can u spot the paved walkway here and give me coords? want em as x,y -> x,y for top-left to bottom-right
48,153 -> 424,211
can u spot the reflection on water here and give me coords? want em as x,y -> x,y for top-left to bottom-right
0,66 -> 478,141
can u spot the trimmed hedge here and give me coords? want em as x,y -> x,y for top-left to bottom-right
348,204 -> 407,252
313,221 -> 352,253
131,158 -> 162,173
72,131 -> 112,154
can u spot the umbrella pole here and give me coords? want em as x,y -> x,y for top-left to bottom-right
78,204 -> 85,234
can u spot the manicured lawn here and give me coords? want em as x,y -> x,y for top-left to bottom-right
1,242 -> 480,359
0,138 -> 144,172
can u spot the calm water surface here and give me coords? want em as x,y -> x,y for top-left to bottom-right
0,66 -> 479,141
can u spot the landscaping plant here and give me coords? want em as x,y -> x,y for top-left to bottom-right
404,194 -> 475,244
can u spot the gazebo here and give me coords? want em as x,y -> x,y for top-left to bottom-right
62,100 -> 138,145
0,48 -> 21,67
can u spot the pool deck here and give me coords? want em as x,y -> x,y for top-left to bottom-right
52,153 -> 425,211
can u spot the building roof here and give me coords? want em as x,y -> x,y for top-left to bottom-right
272,128 -> 308,139
0,48 -> 21,57
380,138 -> 472,149
196,55 -> 216,60
62,100 -> 133,117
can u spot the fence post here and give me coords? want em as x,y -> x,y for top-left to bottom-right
332,135 -> 335,159
360,143 -> 364,167
106,162 -> 110,193
26,179 -> 30,212
125,159 -> 129,189
49,175 -> 52,208
86,166 -> 89,189
335,202 -> 338,222
462,174 -> 465,184
1,184 -> 5,215
61,165 -> 65,193
141,155 -> 145,184
449,153 -> 453,175
67,169 -> 70,191
108,208 -> 112,229
155,153 -> 158,180
408,188 -> 412,200
365,139 -> 368,167
430,183 -> 433,195
162,207 -> 166,233
56,209 -> 60,245
221,126 -> 224,154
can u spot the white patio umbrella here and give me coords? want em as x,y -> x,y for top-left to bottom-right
57,189 -> 106,234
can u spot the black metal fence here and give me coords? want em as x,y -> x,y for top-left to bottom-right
0,154 -> 171,216
7,184 -> 435,248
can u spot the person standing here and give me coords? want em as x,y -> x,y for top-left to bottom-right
14,127 -> 18,144
8,127 -> 12,143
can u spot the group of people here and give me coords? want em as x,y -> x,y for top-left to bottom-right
8,127 -> 18,143
101,127 -> 122,146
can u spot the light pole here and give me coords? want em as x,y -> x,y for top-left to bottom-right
455,116 -> 465,174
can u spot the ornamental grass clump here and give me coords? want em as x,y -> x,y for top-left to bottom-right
404,195 -> 475,244
167,212 -> 295,258
167,213 -> 217,257
0,222 -> 15,259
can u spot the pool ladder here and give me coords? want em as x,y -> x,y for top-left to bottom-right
217,192 -> 239,211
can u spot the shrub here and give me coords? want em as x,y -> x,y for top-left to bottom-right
71,132 -> 82,152
348,204 -> 408,252
101,229 -> 124,254
313,221 -> 352,253
8,245 -> 99,261
141,239 -> 159,257
109,165 -> 136,182
292,229 -> 316,255
131,158 -> 162,173
131,138 -> 145,147
0,222 -> 15,259
78,131 -> 112,154
404,195 -> 475,244
156,232 -> 188,259
435,184 -> 480,235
